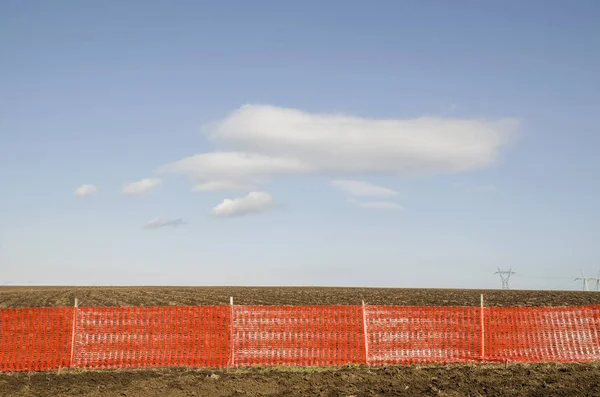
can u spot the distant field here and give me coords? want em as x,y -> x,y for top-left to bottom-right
1,286 -> 600,308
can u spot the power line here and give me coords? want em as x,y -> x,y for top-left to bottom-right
518,275 -> 574,280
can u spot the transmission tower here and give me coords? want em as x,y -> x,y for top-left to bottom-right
575,270 -> 600,292
495,267 -> 515,290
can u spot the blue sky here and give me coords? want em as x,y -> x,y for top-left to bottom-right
1,1 -> 599,289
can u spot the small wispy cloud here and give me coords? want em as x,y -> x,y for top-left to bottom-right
193,180 -> 257,193
331,179 -> 398,198
142,218 -> 185,229
348,198 -> 402,210
212,191 -> 276,217
74,184 -> 97,198
122,178 -> 161,195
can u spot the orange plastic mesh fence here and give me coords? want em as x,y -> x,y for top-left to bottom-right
74,306 -> 230,369
365,306 -> 482,364
0,307 -> 73,371
233,305 -> 365,366
485,306 -> 600,362
1,305 -> 599,372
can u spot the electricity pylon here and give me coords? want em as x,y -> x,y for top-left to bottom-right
495,268 -> 515,290
575,270 -> 600,292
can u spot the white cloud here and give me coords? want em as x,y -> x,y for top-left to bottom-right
122,178 -> 161,195
349,198 -> 402,210
160,151 -> 310,190
331,179 -> 398,197
192,180 -> 258,193
210,105 -> 518,174
74,184 -> 97,197
142,218 -> 185,229
212,191 -> 276,217
160,105 -> 518,189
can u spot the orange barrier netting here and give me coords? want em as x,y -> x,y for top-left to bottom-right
0,308 -> 73,371
74,306 -> 230,369
233,306 -> 365,366
1,305 -> 600,372
366,306 -> 482,364
485,306 -> 600,362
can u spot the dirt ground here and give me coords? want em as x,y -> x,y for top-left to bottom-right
2,287 -> 600,396
2,363 -> 600,397
2,286 -> 600,308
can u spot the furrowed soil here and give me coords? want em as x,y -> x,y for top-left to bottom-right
2,286 -> 600,396
2,364 -> 600,397
3,286 -> 600,308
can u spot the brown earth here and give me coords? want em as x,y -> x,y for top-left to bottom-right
2,286 -> 600,396
2,363 -> 600,397
2,286 -> 600,308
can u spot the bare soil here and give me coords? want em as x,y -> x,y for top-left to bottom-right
2,363 -> 600,397
2,286 -> 600,396
2,286 -> 600,308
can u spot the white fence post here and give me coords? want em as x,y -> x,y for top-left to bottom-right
69,298 -> 79,368
480,294 -> 485,361
361,300 -> 370,365
229,296 -> 235,368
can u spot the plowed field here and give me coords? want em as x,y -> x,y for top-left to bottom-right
2,363 -> 600,397
2,286 -> 600,396
2,286 -> 600,308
